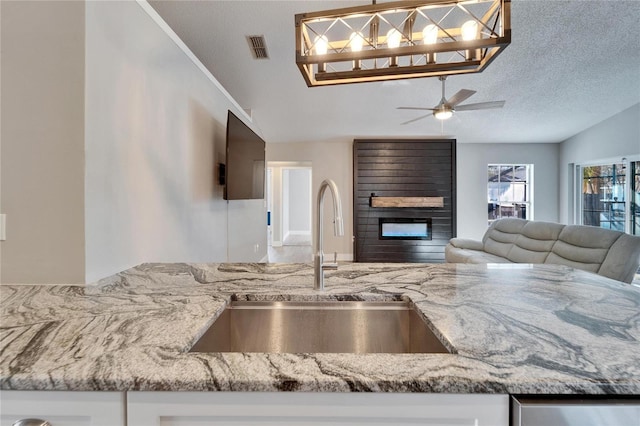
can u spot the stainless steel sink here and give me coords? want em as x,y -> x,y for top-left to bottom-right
189,301 -> 451,354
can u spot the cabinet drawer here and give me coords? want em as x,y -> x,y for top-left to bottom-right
128,392 -> 509,426
0,391 -> 125,426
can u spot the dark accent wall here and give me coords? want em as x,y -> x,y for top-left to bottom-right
353,139 -> 456,263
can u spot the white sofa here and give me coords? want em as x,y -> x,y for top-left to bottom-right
445,218 -> 640,283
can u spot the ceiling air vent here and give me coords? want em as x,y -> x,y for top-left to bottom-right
247,35 -> 269,59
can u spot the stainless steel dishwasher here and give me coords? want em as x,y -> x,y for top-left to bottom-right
511,396 -> 640,426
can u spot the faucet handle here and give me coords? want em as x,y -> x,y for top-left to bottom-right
333,252 -> 338,264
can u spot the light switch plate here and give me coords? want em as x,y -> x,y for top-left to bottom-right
0,214 -> 6,241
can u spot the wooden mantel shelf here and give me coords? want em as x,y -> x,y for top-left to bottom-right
370,196 -> 444,208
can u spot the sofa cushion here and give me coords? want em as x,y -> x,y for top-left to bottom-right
545,225 -> 623,273
482,218 -> 527,258
448,238 -> 485,251
465,251 -> 513,264
445,244 -> 512,264
507,220 -> 565,263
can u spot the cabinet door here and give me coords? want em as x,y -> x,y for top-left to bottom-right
0,391 -> 125,426
128,392 -> 509,426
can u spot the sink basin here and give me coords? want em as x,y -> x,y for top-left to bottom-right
189,301 -> 451,354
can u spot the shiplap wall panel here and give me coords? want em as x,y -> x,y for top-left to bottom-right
353,139 -> 456,263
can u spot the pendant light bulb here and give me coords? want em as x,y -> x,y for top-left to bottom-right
461,20 -> 479,60
386,28 -> 402,48
423,24 -> 438,63
461,20 -> 478,41
314,35 -> 329,55
350,32 -> 364,70
422,24 -> 438,45
350,32 -> 364,52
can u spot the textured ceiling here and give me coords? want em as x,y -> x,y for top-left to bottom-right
149,0 -> 640,144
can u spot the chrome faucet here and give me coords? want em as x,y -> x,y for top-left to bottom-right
314,179 -> 344,290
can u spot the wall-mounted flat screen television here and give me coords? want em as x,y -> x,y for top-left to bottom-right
224,110 -> 266,200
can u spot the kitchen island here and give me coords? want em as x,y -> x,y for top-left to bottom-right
1,262 -> 639,425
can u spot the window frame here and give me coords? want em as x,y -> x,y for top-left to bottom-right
487,164 -> 534,226
576,156 -> 640,235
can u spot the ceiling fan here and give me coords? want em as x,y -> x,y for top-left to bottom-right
398,76 -> 505,124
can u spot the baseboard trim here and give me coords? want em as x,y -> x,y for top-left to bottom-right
337,253 -> 354,262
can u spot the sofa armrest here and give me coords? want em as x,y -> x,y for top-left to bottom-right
599,233 -> 640,283
448,238 -> 484,251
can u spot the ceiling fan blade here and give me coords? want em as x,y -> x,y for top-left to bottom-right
397,106 -> 436,111
455,100 -> 506,111
447,89 -> 476,107
401,114 -> 431,125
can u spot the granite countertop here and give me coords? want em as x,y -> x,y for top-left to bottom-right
1,262 -> 639,394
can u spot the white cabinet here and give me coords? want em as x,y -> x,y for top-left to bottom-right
0,390 -> 510,426
127,392 -> 509,426
0,391 -> 125,426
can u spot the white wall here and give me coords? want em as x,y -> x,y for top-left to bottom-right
456,143 -> 560,240
1,1 -> 86,284
267,163 -> 312,246
227,199 -> 267,262
267,142 -> 352,260
269,167 -> 283,246
276,167 -> 312,241
287,169 -> 312,234
1,1 -> 268,284
558,104 -> 640,224
84,1 -> 266,281
282,169 -> 291,240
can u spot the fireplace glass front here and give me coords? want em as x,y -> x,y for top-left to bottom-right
379,218 -> 432,240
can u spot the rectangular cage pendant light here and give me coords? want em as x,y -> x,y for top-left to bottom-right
295,0 -> 511,87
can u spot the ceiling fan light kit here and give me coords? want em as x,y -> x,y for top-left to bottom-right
295,0 -> 511,87
398,75 -> 506,122
434,107 -> 453,120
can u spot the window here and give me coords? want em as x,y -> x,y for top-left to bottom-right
580,159 -> 640,235
582,163 -> 626,231
632,161 -> 640,235
488,164 -> 533,225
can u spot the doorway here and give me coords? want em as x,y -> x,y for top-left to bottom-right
266,162 -> 313,263
576,157 -> 640,235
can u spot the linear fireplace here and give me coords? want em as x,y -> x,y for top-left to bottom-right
353,139 -> 456,263
379,218 -> 432,240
